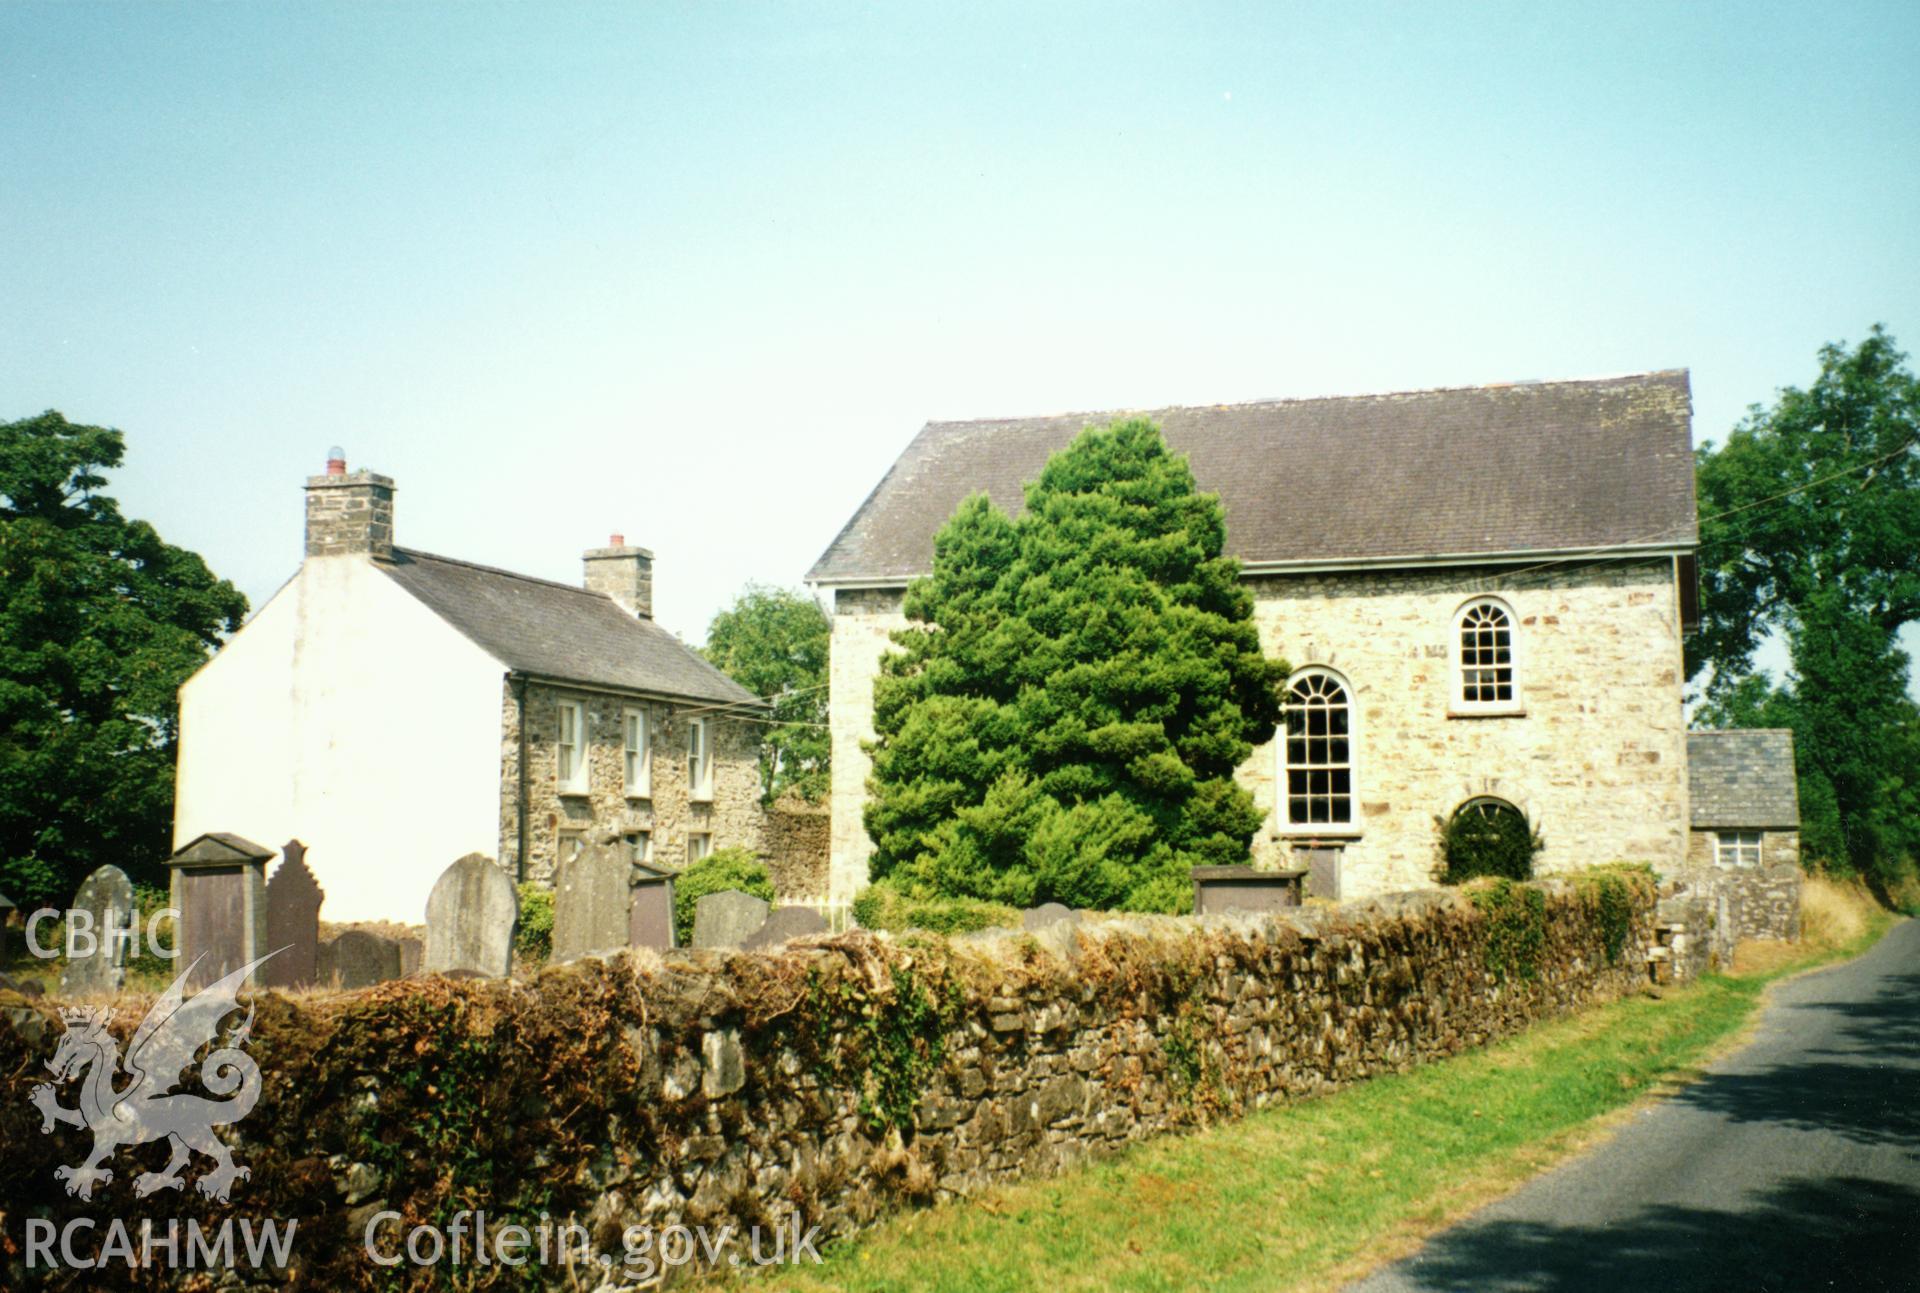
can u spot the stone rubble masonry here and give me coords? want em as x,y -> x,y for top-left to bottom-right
303,470 -> 395,560
1664,860 -> 1803,967
0,877 -> 1657,1289
498,678 -> 768,884
763,796 -> 831,900
826,558 -> 1690,904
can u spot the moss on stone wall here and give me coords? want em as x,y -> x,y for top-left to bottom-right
0,876 -> 1653,1289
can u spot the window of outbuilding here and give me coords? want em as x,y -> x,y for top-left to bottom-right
1282,669 -> 1355,831
1453,597 -> 1522,714
1715,831 -> 1763,867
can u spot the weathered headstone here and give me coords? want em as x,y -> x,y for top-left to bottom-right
691,890 -> 770,949
1191,865 -> 1305,916
1021,903 -> 1078,932
60,865 -> 136,996
396,936 -> 423,977
263,840 -> 325,990
551,841 -> 631,962
320,930 -> 403,990
423,854 -> 517,977
742,905 -> 828,950
629,863 -> 676,951
168,834 -> 273,989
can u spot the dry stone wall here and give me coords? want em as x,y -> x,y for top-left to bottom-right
0,877 -> 1652,1289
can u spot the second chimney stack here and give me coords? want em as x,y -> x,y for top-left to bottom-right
584,536 -> 653,619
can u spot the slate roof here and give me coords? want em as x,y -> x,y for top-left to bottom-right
808,371 -> 1696,584
1687,729 -> 1801,829
379,548 -> 759,707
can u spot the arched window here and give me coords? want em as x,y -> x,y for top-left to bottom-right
1453,597 -> 1521,713
1282,669 -> 1354,830
1441,797 -> 1538,882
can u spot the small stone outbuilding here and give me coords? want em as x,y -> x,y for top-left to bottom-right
1686,728 -> 1801,869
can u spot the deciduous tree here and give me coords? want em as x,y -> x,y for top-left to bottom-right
0,412 -> 247,903
703,584 -> 830,803
1690,328 -> 1920,881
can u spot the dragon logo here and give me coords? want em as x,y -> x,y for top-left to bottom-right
28,953 -> 276,1202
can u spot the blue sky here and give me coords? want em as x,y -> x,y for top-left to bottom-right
3,2 -> 1917,669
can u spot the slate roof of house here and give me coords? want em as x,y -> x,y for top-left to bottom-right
379,547 -> 759,707
1687,729 -> 1801,829
808,371 -> 1696,584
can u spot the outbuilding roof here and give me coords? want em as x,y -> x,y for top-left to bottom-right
808,370 -> 1696,585
1687,729 -> 1801,830
379,548 -> 759,707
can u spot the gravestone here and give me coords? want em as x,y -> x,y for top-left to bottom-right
60,865 -> 136,996
628,863 -> 676,951
1021,903 -> 1077,931
423,854 -> 517,978
691,890 -> 770,949
320,930 -> 403,990
551,841 -> 631,962
1296,846 -> 1343,902
168,834 -> 273,989
1191,865 -> 1306,916
742,905 -> 828,951
396,936 -> 423,977
263,840 -> 325,990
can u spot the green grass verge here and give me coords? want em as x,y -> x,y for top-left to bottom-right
728,910 -> 1896,1293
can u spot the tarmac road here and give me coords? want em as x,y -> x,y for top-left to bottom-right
1347,918 -> 1920,1292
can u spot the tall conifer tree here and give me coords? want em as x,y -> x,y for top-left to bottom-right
865,419 -> 1287,911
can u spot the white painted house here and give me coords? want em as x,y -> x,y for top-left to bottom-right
173,453 -> 762,923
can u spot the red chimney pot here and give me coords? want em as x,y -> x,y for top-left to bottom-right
609,533 -> 625,547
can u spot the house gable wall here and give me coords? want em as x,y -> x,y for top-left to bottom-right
174,556 -> 506,923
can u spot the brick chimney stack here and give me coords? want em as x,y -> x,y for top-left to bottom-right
583,534 -> 653,618
304,447 -> 395,559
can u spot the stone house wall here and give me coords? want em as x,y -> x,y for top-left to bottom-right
498,679 -> 766,883
827,558 -> 1689,904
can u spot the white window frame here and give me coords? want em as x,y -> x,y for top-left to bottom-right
626,830 -> 652,865
623,708 -> 651,798
1277,666 -> 1361,837
1450,595 -> 1525,717
1714,830 -> 1763,868
687,831 -> 711,865
687,717 -> 712,802
556,700 -> 589,795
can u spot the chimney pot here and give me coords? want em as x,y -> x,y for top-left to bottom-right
326,446 -> 347,476
609,533 -> 625,547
